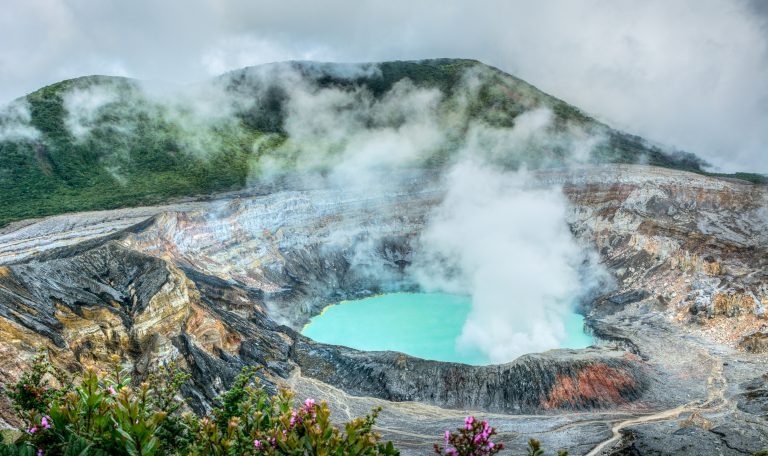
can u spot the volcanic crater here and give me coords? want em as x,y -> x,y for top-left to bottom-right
1,164 -> 766,454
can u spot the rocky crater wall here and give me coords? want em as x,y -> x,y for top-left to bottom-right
0,165 -> 766,430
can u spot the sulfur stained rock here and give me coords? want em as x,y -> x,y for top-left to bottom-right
0,242 -> 199,379
702,256 -> 723,276
55,304 -> 130,365
185,304 -> 242,355
542,363 -> 638,409
130,262 -> 196,364
712,291 -> 756,318
739,330 -> 768,353
674,253 -> 725,276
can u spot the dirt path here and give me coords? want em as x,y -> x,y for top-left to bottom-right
585,353 -> 728,456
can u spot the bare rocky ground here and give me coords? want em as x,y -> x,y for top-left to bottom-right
0,164 -> 766,454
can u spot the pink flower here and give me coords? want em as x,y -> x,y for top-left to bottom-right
108,385 -> 117,396
27,426 -> 37,434
488,441 -> 495,449
465,416 -> 474,430
444,430 -> 450,443
37,449 -> 43,456
41,416 -> 50,429
254,439 -> 262,449
446,448 -> 458,456
304,398 -> 315,409
269,437 -> 277,447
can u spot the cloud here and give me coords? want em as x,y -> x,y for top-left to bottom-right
63,84 -> 120,140
247,65 -> 447,187
54,75 -> 253,186
0,100 -> 40,142
247,61 -> 606,189
201,36 -> 326,76
140,80 -> 247,159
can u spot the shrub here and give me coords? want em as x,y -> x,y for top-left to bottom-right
1,351 -> 573,455
1,353 -> 397,455
434,416 -> 503,455
5,350 -> 70,420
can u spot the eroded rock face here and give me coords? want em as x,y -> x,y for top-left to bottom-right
556,166 -> 768,347
0,164 -> 766,454
0,243 -> 192,369
739,330 -> 768,353
292,342 -> 646,412
111,178 -> 440,325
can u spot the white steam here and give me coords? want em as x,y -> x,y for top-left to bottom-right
412,162 -> 593,363
58,78 -> 250,186
0,100 -> 40,142
63,85 -> 119,140
250,62 -> 603,187
140,81 -> 245,159
50,63 -> 611,364
254,72 -> 447,188
242,64 -> 609,362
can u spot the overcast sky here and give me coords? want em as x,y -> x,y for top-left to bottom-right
1,0 -> 766,172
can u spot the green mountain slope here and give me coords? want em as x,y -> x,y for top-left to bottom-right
0,59 -> 760,227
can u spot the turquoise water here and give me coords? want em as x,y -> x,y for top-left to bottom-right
301,292 -> 592,365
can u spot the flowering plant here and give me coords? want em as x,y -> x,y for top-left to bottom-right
1,351 -> 570,456
434,416 -> 503,455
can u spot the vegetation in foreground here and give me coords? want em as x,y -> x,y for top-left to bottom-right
0,351 -> 568,455
2,352 -> 767,455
